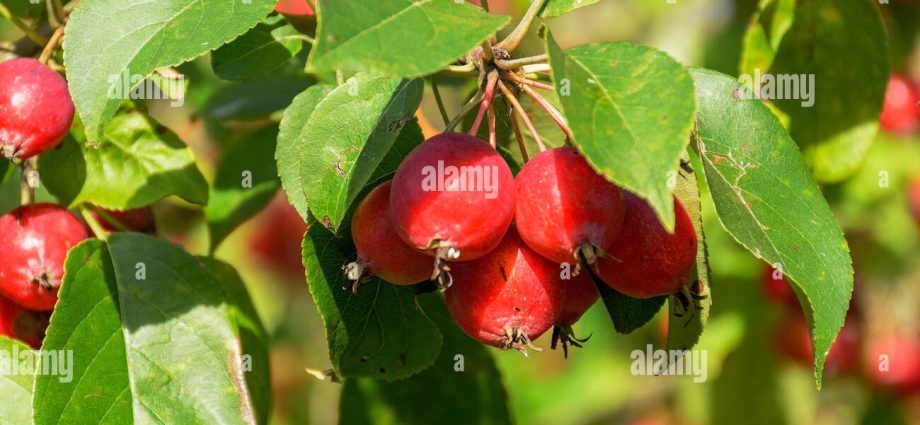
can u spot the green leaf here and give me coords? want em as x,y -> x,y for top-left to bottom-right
35,235 -> 263,424
738,0 -> 795,76
540,0 -> 600,18
590,272 -> 666,334
212,15 -> 304,81
691,67 -> 853,386
197,257 -> 272,425
39,110 -> 208,209
63,0 -> 276,141
667,151 -> 712,351
543,29 -> 697,230
207,125 -> 280,252
339,293 -> 512,425
203,75 -> 314,121
0,0 -> 44,18
308,0 -> 509,77
302,223 -> 442,380
277,85 -> 335,221
0,160 -> 9,185
0,337 -> 34,425
300,75 -> 423,232
747,0 -> 889,182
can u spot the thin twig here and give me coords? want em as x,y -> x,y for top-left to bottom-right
522,63 -> 552,74
445,92 -> 483,133
80,207 -> 109,241
469,71 -> 499,136
19,159 -> 37,206
429,76 -> 450,127
497,0 -> 548,52
440,64 -> 479,78
505,72 -> 554,91
495,54 -> 548,70
335,70 -> 345,86
519,83 -> 573,141
498,80 -> 546,152
502,96 -> 529,162
39,26 -> 65,64
487,102 -> 496,148
45,0 -> 60,29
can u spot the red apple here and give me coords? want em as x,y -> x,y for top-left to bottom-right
879,74 -> 920,135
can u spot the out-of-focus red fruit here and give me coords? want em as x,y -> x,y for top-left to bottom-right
250,194 -> 308,276
93,207 -> 156,234
0,295 -> 49,349
0,204 -> 89,311
344,181 -> 433,288
763,266 -> 798,306
595,194 -> 697,299
0,58 -> 75,159
514,147 -> 624,266
909,176 -> 920,228
466,0 -> 514,14
864,333 -> 920,394
551,271 -> 599,356
390,133 -> 515,263
879,74 -> 920,135
776,313 -> 859,376
445,227 -> 564,355
274,0 -> 314,16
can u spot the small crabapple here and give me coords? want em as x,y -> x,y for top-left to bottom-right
445,227 -> 564,355
514,146 -> 624,266
390,133 -> 515,264
879,74 -> 920,135
249,194 -> 308,276
864,333 -> 920,394
344,181 -> 433,289
0,58 -> 75,159
763,266 -> 798,307
551,270 -> 599,356
0,295 -> 49,349
595,194 -> 697,299
0,203 -> 89,311
775,313 -> 859,376
93,207 -> 157,234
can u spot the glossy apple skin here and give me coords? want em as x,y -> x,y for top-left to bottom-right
0,58 -> 75,159
351,181 -> 433,285
390,133 -> 514,261
879,74 -> 920,135
556,271 -> 599,326
0,295 -> 49,349
94,207 -> 156,234
445,227 -> 564,348
515,147 -> 624,264
0,204 -> 89,311
864,333 -> 920,394
274,0 -> 314,15
595,194 -> 697,299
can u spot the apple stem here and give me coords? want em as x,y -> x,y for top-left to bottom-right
487,102 -> 497,148
0,3 -> 49,46
498,80 -> 546,152
468,71 -> 499,136
80,207 -> 109,241
39,26 -> 65,64
445,91 -> 483,133
497,0 -> 548,52
495,54 -> 548,71
89,205 -> 132,233
503,96 -> 530,162
19,158 -> 37,206
519,82 -> 574,142
505,72 -> 554,91
429,76 -> 450,127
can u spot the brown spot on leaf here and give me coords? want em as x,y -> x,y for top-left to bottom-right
335,146 -> 359,176
321,216 -> 332,229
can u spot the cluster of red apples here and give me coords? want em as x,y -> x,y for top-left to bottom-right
0,57 -> 156,348
346,133 -> 698,355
